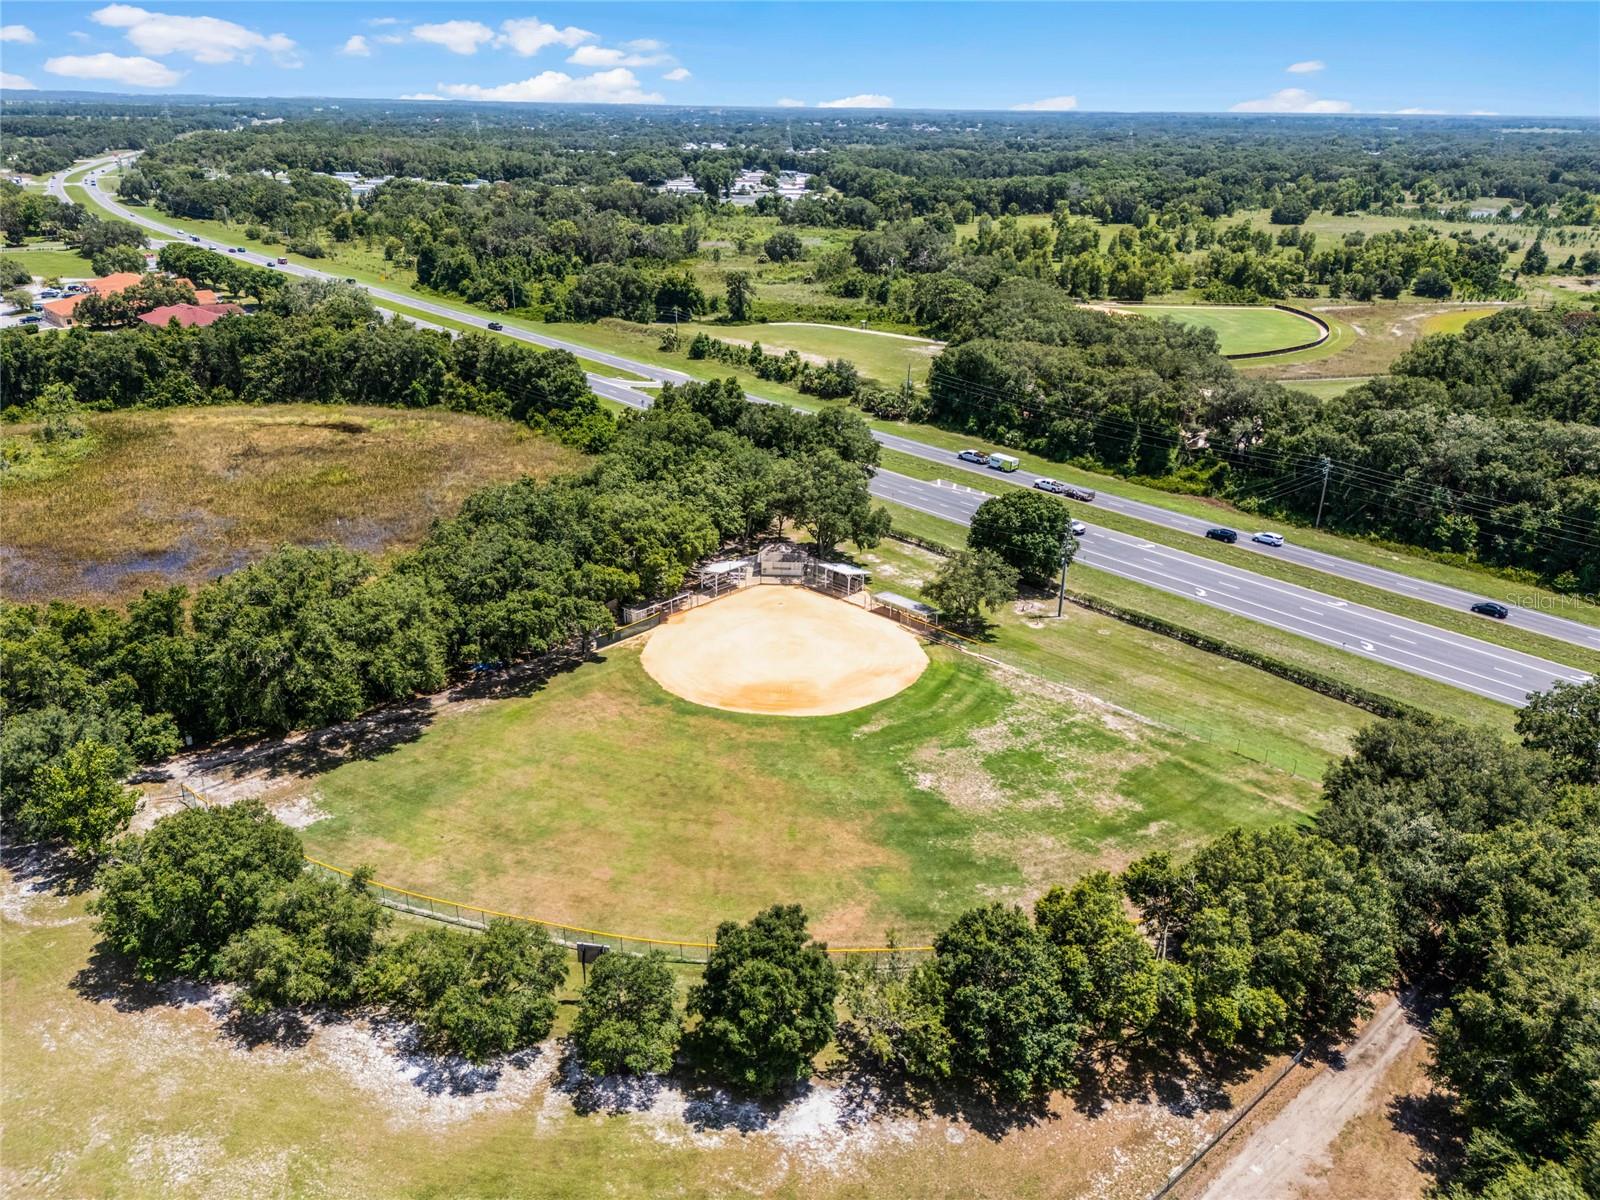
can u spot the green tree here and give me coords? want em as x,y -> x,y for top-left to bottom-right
967,489 -> 1076,586
90,244 -> 148,276
723,270 -> 755,322
18,738 -> 137,861
787,449 -> 891,558
1520,240 -> 1548,275
570,949 -> 682,1077
1515,678 -> 1600,786
687,905 -> 839,1095
763,229 -> 804,262
364,920 -> 568,1063
1035,872 -> 1159,1042
90,800 -> 304,980
218,868 -> 389,1014
931,903 -> 1084,1102
922,549 -> 1018,633
838,946 -> 953,1081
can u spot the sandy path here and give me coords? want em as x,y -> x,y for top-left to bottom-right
1195,998 -> 1421,1200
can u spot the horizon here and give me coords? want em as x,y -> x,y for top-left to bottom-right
1,2 -> 1596,117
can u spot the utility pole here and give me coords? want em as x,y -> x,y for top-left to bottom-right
1056,524 -> 1073,618
1314,455 -> 1331,528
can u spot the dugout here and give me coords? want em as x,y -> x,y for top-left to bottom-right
873,590 -> 940,631
807,560 -> 870,599
755,542 -> 808,579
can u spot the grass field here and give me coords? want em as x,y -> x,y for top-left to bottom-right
1246,302 -> 1509,381
1113,304 -> 1327,356
0,244 -> 95,280
0,406 -> 581,606
681,320 -> 941,384
294,638 -> 1316,946
1418,307 -> 1502,336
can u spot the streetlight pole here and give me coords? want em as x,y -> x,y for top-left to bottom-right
1314,455 -> 1331,528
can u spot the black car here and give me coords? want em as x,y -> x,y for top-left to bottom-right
487,321 -> 504,331
1470,601 -> 1509,620
1205,527 -> 1238,544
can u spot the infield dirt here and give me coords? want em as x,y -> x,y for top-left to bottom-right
640,585 -> 928,717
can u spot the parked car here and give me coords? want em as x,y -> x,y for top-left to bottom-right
957,448 -> 989,464
1070,520 -> 1087,537
39,289 -> 60,299
1252,531 -> 1285,547
1470,601 -> 1509,620
487,321 -> 504,331
1033,477 -> 1066,494
19,315 -> 40,325
1205,527 -> 1238,543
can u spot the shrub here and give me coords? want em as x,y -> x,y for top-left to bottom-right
364,920 -> 567,1063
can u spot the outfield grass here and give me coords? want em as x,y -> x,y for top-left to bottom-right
1418,306 -> 1501,336
297,639 -> 1316,947
1115,304 -> 1327,356
680,320 -> 940,384
0,405 -> 581,606
0,244 -> 95,279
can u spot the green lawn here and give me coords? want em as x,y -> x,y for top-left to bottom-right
1419,306 -> 1501,336
298,639 -> 1316,948
1114,304 -> 1330,356
1,245 -> 95,279
681,320 -> 941,384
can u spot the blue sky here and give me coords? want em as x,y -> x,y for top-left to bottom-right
1,3 -> 1596,116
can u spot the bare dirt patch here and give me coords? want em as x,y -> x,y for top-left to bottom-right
641,586 -> 928,717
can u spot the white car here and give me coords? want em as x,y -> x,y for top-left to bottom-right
1033,477 -> 1065,493
1252,531 -> 1285,547
1070,520 -> 1087,536
957,449 -> 989,464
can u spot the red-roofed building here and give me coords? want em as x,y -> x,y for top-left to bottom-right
137,303 -> 244,329
40,272 -> 147,328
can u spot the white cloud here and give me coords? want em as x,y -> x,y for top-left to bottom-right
92,5 -> 298,66
1231,88 -> 1353,113
663,67 -> 691,82
400,92 -> 445,101
1469,109 -> 1499,116
1286,59 -> 1325,74
375,34 -> 405,46
340,35 -> 371,57
1,72 -> 37,90
567,45 -> 671,68
71,30 -> 93,42
775,97 -> 806,108
818,93 -> 893,108
496,17 -> 595,56
435,67 -> 664,105
368,17 -> 401,27
1012,95 -> 1078,111
0,24 -> 38,44
411,20 -> 494,55
1395,107 -> 1446,115
45,52 -> 182,87
623,38 -> 664,53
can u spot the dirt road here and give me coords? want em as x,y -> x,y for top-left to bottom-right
1195,998 -> 1422,1200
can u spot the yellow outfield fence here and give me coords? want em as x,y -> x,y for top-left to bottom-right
304,857 -> 932,964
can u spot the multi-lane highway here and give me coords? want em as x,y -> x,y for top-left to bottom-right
53,157 -> 1595,705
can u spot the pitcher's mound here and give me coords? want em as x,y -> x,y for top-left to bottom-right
640,586 -> 928,717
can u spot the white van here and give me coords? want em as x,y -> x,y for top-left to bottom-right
988,453 -> 1020,472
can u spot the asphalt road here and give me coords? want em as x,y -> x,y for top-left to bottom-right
56,158 -> 1595,705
